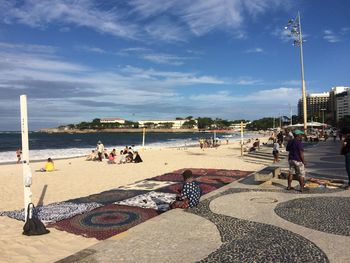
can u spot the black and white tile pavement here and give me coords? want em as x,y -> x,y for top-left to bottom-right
275,196 -> 350,236
187,188 -> 340,263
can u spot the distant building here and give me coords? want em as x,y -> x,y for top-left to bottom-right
100,118 -> 125,124
330,86 -> 350,123
298,92 -> 330,122
336,90 -> 350,121
138,119 -> 197,129
297,86 -> 350,125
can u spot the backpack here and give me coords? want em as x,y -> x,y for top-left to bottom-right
22,203 -> 50,236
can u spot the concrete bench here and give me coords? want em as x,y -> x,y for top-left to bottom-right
254,166 -> 281,182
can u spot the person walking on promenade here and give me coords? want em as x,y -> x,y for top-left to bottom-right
96,140 -> 104,161
340,128 -> 350,189
272,139 -> 280,163
286,130 -> 306,192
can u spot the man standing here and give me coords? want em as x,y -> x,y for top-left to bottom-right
96,140 -> 104,161
286,130 -> 306,192
340,128 -> 350,189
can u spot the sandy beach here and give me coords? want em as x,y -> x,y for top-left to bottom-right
0,138 -> 268,263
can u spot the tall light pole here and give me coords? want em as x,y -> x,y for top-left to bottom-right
285,11 -> 307,133
320,108 -> 326,132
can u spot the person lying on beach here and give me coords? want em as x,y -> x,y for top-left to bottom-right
40,158 -> 55,172
133,151 -> 143,163
86,150 -> 97,161
170,170 -> 201,209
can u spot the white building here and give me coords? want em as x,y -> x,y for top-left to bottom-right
138,119 -> 197,129
100,118 -> 125,124
336,90 -> 350,120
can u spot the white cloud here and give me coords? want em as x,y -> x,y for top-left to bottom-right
245,47 -> 264,53
1,0 -> 288,42
2,0 -> 139,39
235,77 -> 262,85
282,80 -> 300,86
78,45 -> 107,54
323,29 -> 341,43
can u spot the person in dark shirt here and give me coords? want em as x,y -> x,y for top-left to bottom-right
133,151 -> 143,163
286,129 -> 306,191
170,170 -> 201,209
341,128 -> 350,189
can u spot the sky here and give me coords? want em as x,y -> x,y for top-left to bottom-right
0,0 -> 349,131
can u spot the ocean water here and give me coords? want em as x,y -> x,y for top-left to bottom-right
0,131 -> 257,164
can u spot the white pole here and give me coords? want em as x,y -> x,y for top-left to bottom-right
142,127 -> 146,150
20,95 -> 32,221
298,11 -> 307,134
240,121 -> 244,156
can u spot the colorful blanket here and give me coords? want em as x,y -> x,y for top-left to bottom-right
115,191 -> 177,212
118,180 -> 176,191
0,202 -> 102,224
148,168 -> 252,181
67,189 -> 149,205
48,204 -> 159,240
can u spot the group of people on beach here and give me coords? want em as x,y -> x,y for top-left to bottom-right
86,141 -> 143,164
199,137 -> 220,149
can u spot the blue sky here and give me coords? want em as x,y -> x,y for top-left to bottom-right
0,0 -> 349,130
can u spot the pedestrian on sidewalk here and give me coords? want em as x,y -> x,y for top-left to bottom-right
272,139 -> 280,163
286,130 -> 306,191
340,128 -> 350,189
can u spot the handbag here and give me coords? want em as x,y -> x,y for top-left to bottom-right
22,203 -> 50,236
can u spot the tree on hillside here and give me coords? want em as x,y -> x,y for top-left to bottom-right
197,117 -> 213,130
182,119 -> 197,129
158,122 -> 174,129
185,116 -> 193,120
246,117 -> 274,130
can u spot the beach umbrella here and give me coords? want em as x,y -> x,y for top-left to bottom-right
20,95 -> 33,221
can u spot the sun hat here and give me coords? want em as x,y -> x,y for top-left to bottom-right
294,129 -> 304,135
97,140 -> 102,144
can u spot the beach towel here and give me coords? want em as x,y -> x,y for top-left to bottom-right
156,182 -> 222,195
48,204 -> 159,240
0,202 -> 102,224
115,191 -> 177,211
148,169 -> 253,182
67,189 -> 149,205
118,180 -> 176,191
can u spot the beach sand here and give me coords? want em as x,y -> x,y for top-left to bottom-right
0,138 -> 268,263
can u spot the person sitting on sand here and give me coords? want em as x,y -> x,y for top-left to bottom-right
107,153 -> 116,164
133,151 -> 143,163
41,158 -> 55,172
122,146 -> 129,155
125,151 -> 133,163
110,149 -> 117,157
86,150 -> 97,161
104,149 -> 109,159
170,170 -> 201,209
16,148 -> 22,164
119,150 -> 126,164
